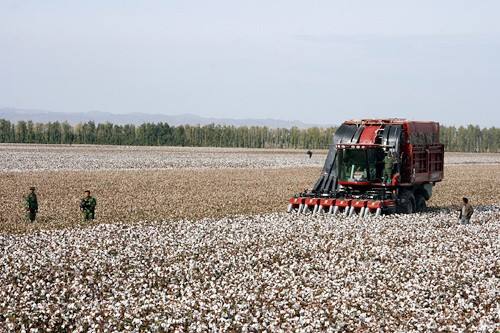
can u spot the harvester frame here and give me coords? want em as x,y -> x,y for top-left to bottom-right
288,119 -> 444,217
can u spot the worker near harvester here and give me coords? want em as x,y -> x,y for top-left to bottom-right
24,187 -> 38,222
459,197 -> 474,224
80,190 -> 97,221
383,152 -> 396,184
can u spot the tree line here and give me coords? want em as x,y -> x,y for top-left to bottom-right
0,119 -> 335,149
0,119 -> 498,152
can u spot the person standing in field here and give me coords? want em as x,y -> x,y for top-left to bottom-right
80,190 -> 97,221
24,187 -> 38,222
383,152 -> 396,184
459,197 -> 474,224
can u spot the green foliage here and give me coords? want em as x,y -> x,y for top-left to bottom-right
0,119 -> 497,151
439,125 -> 499,152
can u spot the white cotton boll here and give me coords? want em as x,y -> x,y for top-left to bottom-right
0,204 -> 499,331
1,146 -> 326,171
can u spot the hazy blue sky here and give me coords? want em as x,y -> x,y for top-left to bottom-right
1,0 -> 499,126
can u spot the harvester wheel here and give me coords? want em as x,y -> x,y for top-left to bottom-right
398,191 -> 415,214
415,195 -> 427,212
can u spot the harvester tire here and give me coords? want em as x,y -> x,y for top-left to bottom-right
415,195 -> 427,212
398,191 -> 415,214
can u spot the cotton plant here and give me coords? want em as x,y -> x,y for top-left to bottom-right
0,207 -> 498,332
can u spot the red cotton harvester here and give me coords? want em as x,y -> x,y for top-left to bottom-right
288,119 -> 444,217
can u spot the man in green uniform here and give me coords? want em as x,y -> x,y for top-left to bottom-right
459,197 -> 474,224
24,187 -> 38,222
80,190 -> 97,221
383,153 -> 396,184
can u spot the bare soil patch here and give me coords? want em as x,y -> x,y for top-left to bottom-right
1,165 -> 498,234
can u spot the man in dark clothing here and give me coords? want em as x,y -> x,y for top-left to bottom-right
459,197 -> 474,224
80,190 -> 97,221
24,187 -> 38,222
306,150 -> 313,159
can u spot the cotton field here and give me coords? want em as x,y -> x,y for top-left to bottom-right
0,144 -> 499,331
444,152 -> 500,165
2,144 -> 499,172
0,144 -> 324,171
1,207 -> 499,332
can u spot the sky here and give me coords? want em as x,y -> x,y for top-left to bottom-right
1,0 -> 499,127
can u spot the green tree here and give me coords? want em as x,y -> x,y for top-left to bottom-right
15,121 -> 28,143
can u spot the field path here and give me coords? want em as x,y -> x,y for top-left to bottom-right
1,164 -> 499,234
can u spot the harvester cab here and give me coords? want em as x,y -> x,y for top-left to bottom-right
336,145 -> 396,185
288,119 -> 444,217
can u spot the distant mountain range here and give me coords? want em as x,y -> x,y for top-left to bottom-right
0,108 -> 328,129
